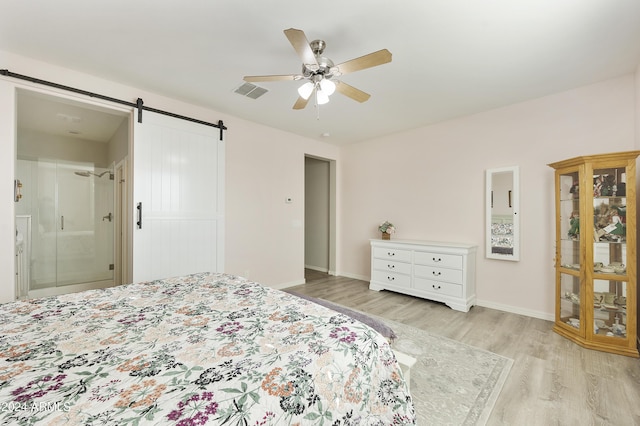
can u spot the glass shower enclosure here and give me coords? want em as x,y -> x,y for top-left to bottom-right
16,159 -> 115,296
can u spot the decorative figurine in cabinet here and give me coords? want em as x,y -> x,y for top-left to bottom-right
549,151 -> 639,357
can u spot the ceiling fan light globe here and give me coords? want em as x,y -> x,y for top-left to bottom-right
316,90 -> 330,105
298,82 -> 314,100
319,79 -> 336,96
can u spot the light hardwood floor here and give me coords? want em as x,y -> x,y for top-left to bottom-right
290,270 -> 640,426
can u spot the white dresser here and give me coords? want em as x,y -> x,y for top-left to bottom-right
369,239 -> 477,312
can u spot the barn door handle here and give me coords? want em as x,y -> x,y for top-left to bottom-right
136,202 -> 143,229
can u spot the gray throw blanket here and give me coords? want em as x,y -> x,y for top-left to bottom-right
285,290 -> 397,341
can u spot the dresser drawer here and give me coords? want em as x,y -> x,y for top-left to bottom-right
373,247 -> 412,263
414,251 -> 462,269
373,258 -> 412,275
414,277 -> 463,298
414,265 -> 463,284
372,270 -> 411,288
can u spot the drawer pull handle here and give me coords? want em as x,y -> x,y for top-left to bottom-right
387,264 -> 395,269
387,276 -> 395,281
433,257 -> 442,262
388,252 -> 395,257
432,271 -> 442,276
432,284 -> 441,290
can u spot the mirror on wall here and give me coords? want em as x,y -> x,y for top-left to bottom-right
486,166 -> 520,261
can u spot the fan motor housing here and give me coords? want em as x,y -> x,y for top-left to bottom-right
302,59 -> 334,79
310,39 -> 326,55
297,39 -> 333,79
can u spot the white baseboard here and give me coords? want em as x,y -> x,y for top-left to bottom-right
335,271 -> 370,282
304,264 -> 328,273
272,279 -> 305,290
303,267 -> 338,276
475,299 -> 554,322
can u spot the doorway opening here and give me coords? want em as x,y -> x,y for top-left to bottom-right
304,155 -> 336,281
14,89 -> 130,298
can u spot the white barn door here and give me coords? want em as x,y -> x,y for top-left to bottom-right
132,111 -> 224,282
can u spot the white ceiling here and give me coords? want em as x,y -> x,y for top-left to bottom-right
17,90 -> 128,143
2,0 -> 640,145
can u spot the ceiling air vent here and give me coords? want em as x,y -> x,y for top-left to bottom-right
234,82 -> 268,99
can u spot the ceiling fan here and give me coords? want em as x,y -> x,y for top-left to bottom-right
243,28 -> 392,110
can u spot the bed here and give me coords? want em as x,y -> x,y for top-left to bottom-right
0,272 -> 415,425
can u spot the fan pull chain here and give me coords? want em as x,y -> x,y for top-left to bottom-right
315,91 -> 320,120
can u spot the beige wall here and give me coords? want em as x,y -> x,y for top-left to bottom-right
0,49 -> 339,300
18,128 -> 109,165
1,49 -> 638,321
635,65 -> 640,341
0,81 -> 16,296
224,121 -> 339,287
107,118 -> 129,167
637,64 -> 640,147
339,74 -> 637,319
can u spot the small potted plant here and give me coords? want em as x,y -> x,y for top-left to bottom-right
378,221 -> 395,240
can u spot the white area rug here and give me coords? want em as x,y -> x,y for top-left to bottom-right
386,318 -> 513,425
283,291 -> 513,425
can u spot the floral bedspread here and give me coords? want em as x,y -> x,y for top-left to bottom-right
0,272 -> 415,425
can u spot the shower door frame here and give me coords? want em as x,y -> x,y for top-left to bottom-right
26,160 -> 116,297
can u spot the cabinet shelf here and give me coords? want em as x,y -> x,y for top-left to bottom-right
549,151 -> 639,357
561,295 -> 580,306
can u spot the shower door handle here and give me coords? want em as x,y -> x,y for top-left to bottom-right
136,202 -> 143,229
61,215 -> 64,230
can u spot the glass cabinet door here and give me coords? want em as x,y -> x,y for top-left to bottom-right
559,171 -> 580,267
559,273 -> 582,330
558,170 -> 582,332
593,279 -> 627,338
592,166 -> 628,339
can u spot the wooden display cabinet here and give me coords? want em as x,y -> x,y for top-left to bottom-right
549,151 -> 639,357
